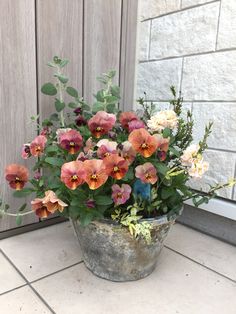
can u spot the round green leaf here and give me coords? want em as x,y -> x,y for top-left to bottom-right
66,86 -> 78,98
41,83 -> 57,96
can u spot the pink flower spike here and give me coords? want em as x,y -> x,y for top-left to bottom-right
128,120 -> 146,132
30,135 -> 47,157
135,162 -> 158,185
112,184 -> 132,205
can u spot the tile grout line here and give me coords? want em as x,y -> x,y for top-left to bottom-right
0,284 -> 28,297
30,260 -> 84,284
141,0 -> 219,22
0,249 -> 56,314
164,245 -> 236,284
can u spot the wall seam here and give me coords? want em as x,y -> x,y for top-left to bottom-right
82,0 -> 85,98
147,19 -> 152,60
141,0 -> 219,22
142,99 -> 236,103
34,0 -> 39,125
231,162 -> 236,199
118,0 -> 124,109
215,0 -> 222,50
139,46 -> 236,63
179,57 -> 184,92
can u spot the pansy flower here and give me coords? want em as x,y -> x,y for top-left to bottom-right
5,164 -> 29,190
128,128 -> 158,158
119,111 -> 138,129
128,119 -> 146,132
30,135 -> 47,157
111,184 -> 131,205
83,159 -> 108,190
31,190 -> 67,218
118,141 -> 136,165
61,161 -> 85,190
21,143 -> 31,159
97,139 -> 118,159
59,129 -> 83,154
103,154 -> 128,180
135,162 -> 158,184
88,111 -> 116,138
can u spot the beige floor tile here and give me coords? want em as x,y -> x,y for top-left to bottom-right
0,222 -> 82,282
33,248 -> 236,314
0,252 -> 26,294
165,223 -> 236,280
0,286 -> 51,314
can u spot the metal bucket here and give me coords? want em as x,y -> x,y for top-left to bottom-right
71,216 -> 175,282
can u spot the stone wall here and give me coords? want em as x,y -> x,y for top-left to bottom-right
136,0 -> 236,200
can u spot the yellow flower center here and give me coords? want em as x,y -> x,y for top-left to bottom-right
91,174 -> 98,181
71,175 -> 78,181
141,143 -> 148,149
96,127 -> 102,132
70,142 -> 75,147
117,192 -> 122,198
113,166 -> 119,172
35,145 -> 41,152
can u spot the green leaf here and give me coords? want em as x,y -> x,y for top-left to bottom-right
68,206 -> 80,219
50,113 -> 59,121
110,85 -> 120,98
13,188 -> 34,198
45,145 -> 59,153
16,215 -> 22,226
81,103 -> 91,111
45,157 -> 64,167
104,95 -> 118,105
41,83 -> 57,96
162,128 -> 171,138
18,203 -> 27,212
94,195 -> 113,206
47,62 -> 57,68
68,102 -> 77,109
107,70 -> 116,78
66,86 -> 79,98
59,59 -> 69,68
92,102 -> 105,113
169,147 -> 180,157
106,103 -> 117,113
155,163 -> 169,175
55,99 -> 65,112
95,90 -> 105,102
54,74 -> 69,84
161,187 -> 175,200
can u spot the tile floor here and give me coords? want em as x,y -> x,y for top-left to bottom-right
0,221 -> 235,314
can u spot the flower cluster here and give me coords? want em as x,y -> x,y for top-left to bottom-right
2,58 -> 235,231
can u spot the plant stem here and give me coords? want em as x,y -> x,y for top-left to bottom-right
2,210 -> 34,217
57,66 -> 65,127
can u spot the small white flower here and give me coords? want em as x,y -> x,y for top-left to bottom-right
147,110 -> 178,132
181,144 -> 200,167
188,159 -> 209,179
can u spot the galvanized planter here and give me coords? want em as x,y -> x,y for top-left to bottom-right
71,216 -> 175,282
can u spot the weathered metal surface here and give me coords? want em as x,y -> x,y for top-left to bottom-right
71,217 -> 175,282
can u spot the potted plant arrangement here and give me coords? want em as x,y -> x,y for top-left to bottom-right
1,56 -> 235,281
